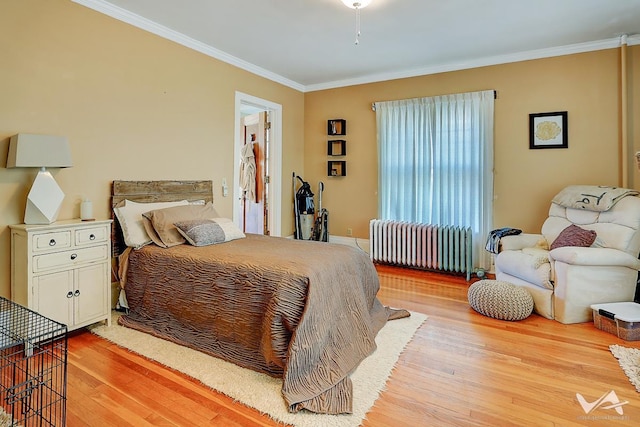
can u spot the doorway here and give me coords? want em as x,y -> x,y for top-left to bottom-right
234,92 -> 282,237
240,111 -> 269,234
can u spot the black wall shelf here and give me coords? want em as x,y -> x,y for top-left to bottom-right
328,160 -> 346,177
328,119 -> 346,136
328,140 -> 346,156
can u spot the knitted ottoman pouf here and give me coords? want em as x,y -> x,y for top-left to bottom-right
467,280 -> 534,321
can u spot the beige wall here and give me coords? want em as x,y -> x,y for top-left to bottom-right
304,47 -> 639,240
0,0 -> 305,298
1,1 -> 638,300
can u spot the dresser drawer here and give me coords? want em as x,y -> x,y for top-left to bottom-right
76,226 -> 108,246
32,231 -> 72,252
33,245 -> 109,273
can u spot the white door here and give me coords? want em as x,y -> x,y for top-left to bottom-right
34,270 -> 73,326
234,92 -> 282,237
75,263 -> 109,325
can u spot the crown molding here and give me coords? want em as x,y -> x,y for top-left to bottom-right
627,34 -> 640,46
72,1 -> 638,93
306,37 -> 629,92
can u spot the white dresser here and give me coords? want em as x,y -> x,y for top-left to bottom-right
10,219 -> 112,331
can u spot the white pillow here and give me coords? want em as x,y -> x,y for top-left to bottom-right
114,199 -> 189,249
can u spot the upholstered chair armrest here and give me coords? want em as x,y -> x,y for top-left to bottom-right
550,247 -> 640,270
499,233 -> 545,251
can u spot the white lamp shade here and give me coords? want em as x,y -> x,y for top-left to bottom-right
7,134 -> 73,168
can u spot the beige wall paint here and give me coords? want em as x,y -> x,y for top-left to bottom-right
1,1 -> 637,300
0,0 -> 304,298
304,48 -> 636,240
631,45 -> 640,187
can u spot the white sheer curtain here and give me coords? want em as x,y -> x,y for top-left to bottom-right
375,90 -> 494,270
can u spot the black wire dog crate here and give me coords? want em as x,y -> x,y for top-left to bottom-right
0,297 -> 67,426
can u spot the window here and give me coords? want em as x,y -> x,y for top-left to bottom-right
374,90 -> 494,270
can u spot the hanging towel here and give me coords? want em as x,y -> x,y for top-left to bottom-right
485,227 -> 522,254
240,143 -> 257,202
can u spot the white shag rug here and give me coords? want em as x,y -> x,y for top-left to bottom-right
90,311 -> 427,427
610,344 -> 640,393
0,408 -> 16,427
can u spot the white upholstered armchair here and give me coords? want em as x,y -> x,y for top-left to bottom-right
495,186 -> 640,324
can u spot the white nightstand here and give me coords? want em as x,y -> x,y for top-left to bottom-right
10,219 -> 113,331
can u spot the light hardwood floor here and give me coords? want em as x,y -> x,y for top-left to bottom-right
66,266 -> 640,426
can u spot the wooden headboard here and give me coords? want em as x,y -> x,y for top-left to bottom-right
111,180 -> 214,255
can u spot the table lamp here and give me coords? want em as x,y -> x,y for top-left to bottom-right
7,133 -> 73,224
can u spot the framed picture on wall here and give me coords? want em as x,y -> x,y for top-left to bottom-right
529,111 -> 568,149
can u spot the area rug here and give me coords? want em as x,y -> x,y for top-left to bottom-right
0,408 -> 15,427
610,344 -> 640,392
90,311 -> 427,427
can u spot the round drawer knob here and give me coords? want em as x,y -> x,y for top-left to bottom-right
49,239 -> 56,246
74,290 -> 80,297
66,291 -> 73,298
89,234 -> 96,240
70,253 -> 78,260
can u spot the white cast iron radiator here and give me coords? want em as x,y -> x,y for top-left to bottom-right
369,219 -> 473,280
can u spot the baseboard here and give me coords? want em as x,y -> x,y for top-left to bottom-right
329,235 -> 369,254
284,234 -> 370,254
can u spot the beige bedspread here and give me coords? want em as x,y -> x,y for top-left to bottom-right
118,234 -> 407,414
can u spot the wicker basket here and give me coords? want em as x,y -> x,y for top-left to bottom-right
592,303 -> 640,341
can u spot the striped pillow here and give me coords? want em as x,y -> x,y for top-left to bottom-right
174,218 -> 245,247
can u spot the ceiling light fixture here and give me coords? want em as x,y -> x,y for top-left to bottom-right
341,0 -> 372,45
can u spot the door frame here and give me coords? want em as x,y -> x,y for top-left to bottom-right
234,91 -> 282,237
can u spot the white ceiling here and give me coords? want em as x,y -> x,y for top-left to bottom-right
74,0 -> 640,92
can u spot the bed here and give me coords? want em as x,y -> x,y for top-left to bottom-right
111,180 -> 408,414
